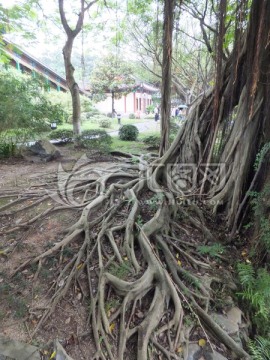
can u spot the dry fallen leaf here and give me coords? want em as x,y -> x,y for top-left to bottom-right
50,350 -> 56,359
198,338 -> 206,347
65,317 -> 71,324
177,260 -> 182,266
109,323 -> 115,333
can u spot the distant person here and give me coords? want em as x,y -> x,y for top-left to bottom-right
175,108 -> 179,117
154,106 -> 159,122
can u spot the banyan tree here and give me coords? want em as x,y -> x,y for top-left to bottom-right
1,0 -> 270,359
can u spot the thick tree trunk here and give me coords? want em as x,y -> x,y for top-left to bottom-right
160,0 -> 270,232
159,0 -> 175,156
63,38 -> 81,135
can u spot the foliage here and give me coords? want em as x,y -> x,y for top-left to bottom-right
254,142 -> 270,171
0,3 -> 38,63
0,138 -> 17,158
45,91 -> 95,123
237,263 -> 270,335
146,193 -> 164,211
248,336 -> 270,360
248,186 -> 270,252
129,113 -> 136,119
98,117 -> 112,129
90,55 -> 135,100
119,124 -> 139,141
142,134 -> 160,148
170,122 -> 180,135
76,129 -> 112,152
0,68 -> 66,135
146,104 -> 155,113
49,129 -> 73,143
197,243 -> 225,257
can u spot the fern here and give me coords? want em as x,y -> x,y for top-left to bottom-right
197,243 -> 225,257
237,263 -> 255,287
248,337 -> 270,360
237,263 -> 270,334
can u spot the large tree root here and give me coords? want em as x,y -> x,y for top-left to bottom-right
3,158 -> 250,359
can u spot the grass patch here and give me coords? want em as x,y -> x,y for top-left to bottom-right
111,138 -> 148,154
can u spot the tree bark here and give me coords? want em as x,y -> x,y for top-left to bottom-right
160,0 -> 270,232
62,38 -> 81,135
58,0 -> 98,135
159,0 -> 175,156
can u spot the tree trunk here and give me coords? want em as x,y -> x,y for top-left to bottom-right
112,91 -> 115,116
159,0 -> 175,156
63,38 -> 81,135
58,0 -> 98,136
161,0 -> 270,232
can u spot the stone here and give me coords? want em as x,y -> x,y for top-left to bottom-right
210,313 -> 239,334
186,345 -> 229,360
226,307 -> 242,326
0,335 -> 40,360
28,139 -> 61,161
212,350 -> 228,360
186,344 -> 201,360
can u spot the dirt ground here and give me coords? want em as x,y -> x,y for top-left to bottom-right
0,145 -> 117,359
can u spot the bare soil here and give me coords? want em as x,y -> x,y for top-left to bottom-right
0,145 -> 116,359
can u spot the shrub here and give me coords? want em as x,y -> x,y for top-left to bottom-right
146,104 -> 155,114
88,114 -> 109,124
119,125 -> 139,141
98,117 -> 112,129
142,135 -> 160,148
76,129 -> 112,152
129,113 -> 135,119
170,122 -> 180,135
0,68 -> 67,134
0,140 -> 17,158
144,114 -> 154,119
49,129 -> 73,143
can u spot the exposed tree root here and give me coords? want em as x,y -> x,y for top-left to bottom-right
1,157 -> 251,360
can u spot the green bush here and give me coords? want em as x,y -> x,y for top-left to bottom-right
49,129 -> 73,143
76,129 -> 112,152
0,68 -> 67,134
85,108 -> 100,119
142,135 -> 160,148
146,104 -> 155,114
129,113 -> 136,119
88,114 -> 109,124
0,140 -> 17,158
170,122 -> 180,135
119,125 -> 139,141
144,114 -> 155,119
98,117 -> 112,129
